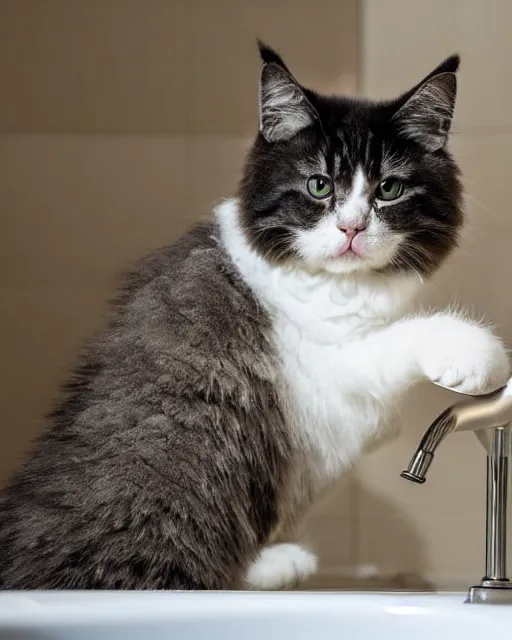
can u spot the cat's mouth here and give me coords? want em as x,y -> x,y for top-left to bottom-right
334,246 -> 362,259
334,233 -> 366,259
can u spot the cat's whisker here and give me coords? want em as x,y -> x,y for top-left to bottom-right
464,192 -> 499,221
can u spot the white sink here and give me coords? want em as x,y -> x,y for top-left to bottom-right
0,591 -> 510,639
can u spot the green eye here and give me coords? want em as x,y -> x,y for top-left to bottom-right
307,175 -> 332,199
376,178 -> 404,201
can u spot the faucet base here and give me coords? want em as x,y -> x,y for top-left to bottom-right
466,581 -> 512,604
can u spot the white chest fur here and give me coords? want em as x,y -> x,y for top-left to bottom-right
217,200 -> 420,484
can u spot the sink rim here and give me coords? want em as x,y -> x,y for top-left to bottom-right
1,590 -> 510,628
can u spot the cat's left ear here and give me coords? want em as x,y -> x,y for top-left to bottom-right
391,55 -> 460,151
258,41 -> 319,143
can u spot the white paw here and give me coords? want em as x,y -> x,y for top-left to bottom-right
419,314 -> 510,395
244,543 -> 318,590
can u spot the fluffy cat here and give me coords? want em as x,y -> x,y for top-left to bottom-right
0,43 -> 509,590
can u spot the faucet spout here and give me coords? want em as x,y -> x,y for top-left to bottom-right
401,381 -> 512,483
400,408 -> 457,483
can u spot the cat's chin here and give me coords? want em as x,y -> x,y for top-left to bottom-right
322,260 -> 368,276
307,255 -> 388,277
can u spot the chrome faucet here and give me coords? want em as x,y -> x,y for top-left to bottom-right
401,379 -> 512,604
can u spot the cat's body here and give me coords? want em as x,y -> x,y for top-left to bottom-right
0,44 -> 510,590
0,223 -> 291,589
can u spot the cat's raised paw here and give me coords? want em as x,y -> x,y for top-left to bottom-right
244,543 -> 317,590
419,315 -> 510,395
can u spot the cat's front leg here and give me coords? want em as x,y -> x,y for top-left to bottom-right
346,313 -> 510,397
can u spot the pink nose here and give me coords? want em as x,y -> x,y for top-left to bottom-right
337,224 -> 366,239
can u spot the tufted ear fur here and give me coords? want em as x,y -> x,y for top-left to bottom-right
392,55 -> 459,151
258,42 -> 318,143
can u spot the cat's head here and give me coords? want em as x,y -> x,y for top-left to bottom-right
238,43 -> 463,278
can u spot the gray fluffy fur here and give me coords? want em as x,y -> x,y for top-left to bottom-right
0,224 -> 292,589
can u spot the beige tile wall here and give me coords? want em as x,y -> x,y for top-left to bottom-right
0,0 -> 358,135
359,0 -> 512,589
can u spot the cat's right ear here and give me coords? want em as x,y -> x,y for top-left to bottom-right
258,42 -> 318,143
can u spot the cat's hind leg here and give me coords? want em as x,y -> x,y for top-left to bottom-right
244,543 -> 317,590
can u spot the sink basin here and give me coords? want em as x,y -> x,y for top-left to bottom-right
0,591 -> 510,639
